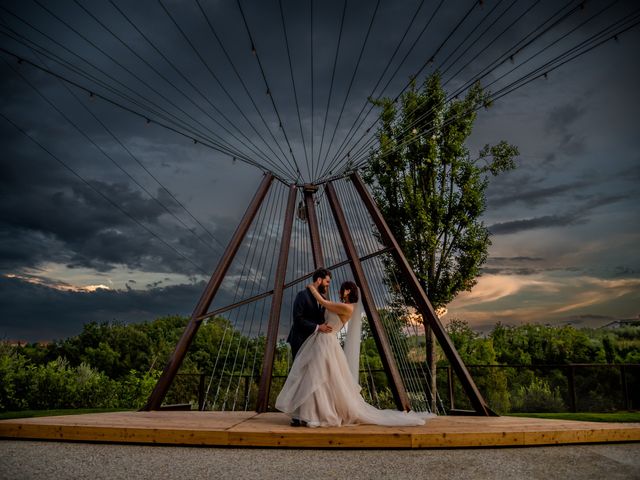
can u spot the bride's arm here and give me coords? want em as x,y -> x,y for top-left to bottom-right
307,284 -> 353,317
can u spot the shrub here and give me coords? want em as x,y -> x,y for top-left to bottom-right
0,346 -> 34,411
511,377 -> 566,413
0,344 -> 135,411
28,357 -> 117,410
116,369 -> 161,409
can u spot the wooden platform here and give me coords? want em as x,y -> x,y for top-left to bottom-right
1,412 -> 639,448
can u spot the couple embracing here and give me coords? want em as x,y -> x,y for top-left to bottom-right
275,268 -> 435,428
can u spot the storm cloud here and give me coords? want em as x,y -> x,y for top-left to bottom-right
1,0 -> 639,339
0,274 -> 204,341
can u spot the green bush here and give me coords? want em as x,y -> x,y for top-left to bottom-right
0,345 -> 34,411
511,377 -> 566,413
116,369 -> 161,409
0,343 -> 162,411
23,357 -> 117,410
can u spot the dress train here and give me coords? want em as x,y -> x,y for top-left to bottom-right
276,310 -> 435,427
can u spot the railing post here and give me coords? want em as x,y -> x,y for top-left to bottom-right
448,366 -> 455,411
426,325 -> 437,411
198,373 -> 205,411
244,375 -> 251,409
368,373 -> 379,407
620,365 -> 630,410
567,365 -> 577,413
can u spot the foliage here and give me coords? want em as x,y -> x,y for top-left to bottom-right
116,369 -> 161,410
439,320 -> 640,414
510,377 -> 566,413
47,316 -> 188,378
490,322 -> 596,365
0,346 -> 116,411
443,319 -> 510,413
0,342 -> 32,411
3,316 -> 638,413
0,314 -> 229,412
363,72 -> 518,308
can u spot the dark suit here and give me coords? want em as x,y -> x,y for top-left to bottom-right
287,288 -> 325,359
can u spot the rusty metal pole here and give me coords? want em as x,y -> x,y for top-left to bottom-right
256,184 -> 298,412
303,184 -> 324,268
325,182 -> 411,411
350,172 -> 495,416
142,173 -> 274,411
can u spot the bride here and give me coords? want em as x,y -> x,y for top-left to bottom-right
275,280 -> 435,427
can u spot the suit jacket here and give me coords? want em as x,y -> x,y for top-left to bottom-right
287,288 -> 325,358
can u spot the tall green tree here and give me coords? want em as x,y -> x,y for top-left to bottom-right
364,72 -> 518,408
365,72 -> 517,306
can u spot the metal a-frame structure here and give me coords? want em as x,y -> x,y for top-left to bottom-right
142,172 -> 495,416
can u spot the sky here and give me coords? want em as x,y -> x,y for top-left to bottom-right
0,0 -> 639,342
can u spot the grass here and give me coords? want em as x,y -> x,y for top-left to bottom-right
507,412 -> 640,423
0,408 -> 134,420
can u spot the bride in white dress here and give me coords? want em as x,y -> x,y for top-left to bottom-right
276,281 -> 435,427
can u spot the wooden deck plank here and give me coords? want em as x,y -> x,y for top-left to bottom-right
226,412 -> 414,448
1,412 -> 639,448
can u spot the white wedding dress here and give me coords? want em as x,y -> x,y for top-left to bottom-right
275,309 -> 435,427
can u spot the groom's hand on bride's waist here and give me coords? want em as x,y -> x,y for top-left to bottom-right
318,324 -> 333,334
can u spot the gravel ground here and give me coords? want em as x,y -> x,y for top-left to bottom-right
1,440 -> 639,480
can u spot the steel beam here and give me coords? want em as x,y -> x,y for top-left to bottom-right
350,172 -> 495,416
143,173 -> 274,411
256,184 -> 298,412
303,184 -> 324,268
325,182 -> 411,411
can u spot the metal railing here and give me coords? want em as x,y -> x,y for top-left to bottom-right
173,363 -> 640,413
443,363 -> 640,413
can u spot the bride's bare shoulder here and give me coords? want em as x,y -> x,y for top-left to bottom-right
339,303 -> 355,323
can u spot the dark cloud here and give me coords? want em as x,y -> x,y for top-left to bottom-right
489,194 -> 629,235
482,256 -> 546,275
488,179 -> 593,207
616,163 -> 640,182
0,166 -> 221,274
544,104 -> 585,134
489,256 -> 544,262
541,103 -> 586,156
489,213 -> 584,235
0,272 -> 305,342
0,122 -> 236,275
480,267 -> 540,276
542,153 -> 556,166
613,266 -> 640,277
0,275 -> 205,342
1,0 -> 639,339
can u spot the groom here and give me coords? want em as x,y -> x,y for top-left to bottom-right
287,268 -> 333,426
288,268 -> 333,359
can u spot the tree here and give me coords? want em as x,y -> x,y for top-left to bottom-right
363,72 -> 518,409
445,319 -> 510,413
